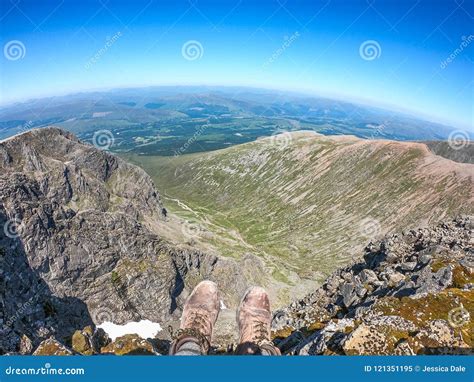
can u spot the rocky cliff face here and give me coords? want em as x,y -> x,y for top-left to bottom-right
271,216 -> 473,355
0,128 -> 265,354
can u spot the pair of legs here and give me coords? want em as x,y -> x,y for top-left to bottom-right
169,281 -> 280,355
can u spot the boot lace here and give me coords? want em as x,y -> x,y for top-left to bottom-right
171,312 -> 210,346
252,320 -> 269,345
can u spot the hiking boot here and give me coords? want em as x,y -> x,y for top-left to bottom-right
169,280 -> 220,355
235,286 -> 281,355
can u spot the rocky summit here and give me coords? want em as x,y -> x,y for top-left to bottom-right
271,216 -> 473,355
0,128 -> 472,356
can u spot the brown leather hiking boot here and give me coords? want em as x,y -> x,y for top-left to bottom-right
235,286 -> 281,355
169,280 -> 220,355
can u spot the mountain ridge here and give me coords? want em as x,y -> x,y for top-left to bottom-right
1,87 -> 467,146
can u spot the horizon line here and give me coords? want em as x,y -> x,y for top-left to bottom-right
0,83 -> 471,132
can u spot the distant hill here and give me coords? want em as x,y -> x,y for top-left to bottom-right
425,141 -> 474,164
0,87 -> 465,147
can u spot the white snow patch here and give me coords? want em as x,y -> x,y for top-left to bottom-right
98,320 -> 162,341
220,300 -> 228,310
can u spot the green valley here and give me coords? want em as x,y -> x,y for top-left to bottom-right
124,132 -> 474,302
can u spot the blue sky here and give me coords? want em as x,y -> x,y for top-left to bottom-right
0,0 -> 473,129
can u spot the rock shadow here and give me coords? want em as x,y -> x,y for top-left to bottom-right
0,210 -> 93,354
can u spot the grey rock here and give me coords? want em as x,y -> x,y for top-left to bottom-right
340,283 -> 358,308
324,274 -> 342,293
388,271 -> 405,286
355,285 -> 367,298
414,266 -> 453,296
271,310 -> 292,332
394,341 -> 415,355
418,254 -> 432,266
19,335 -> 33,355
364,315 -> 417,332
296,319 -> 354,355
459,258 -> 474,274
275,330 -> 305,354
399,262 -> 417,271
353,305 -> 372,318
359,269 -> 378,284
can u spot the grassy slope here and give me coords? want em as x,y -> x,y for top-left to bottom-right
124,132 -> 474,289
